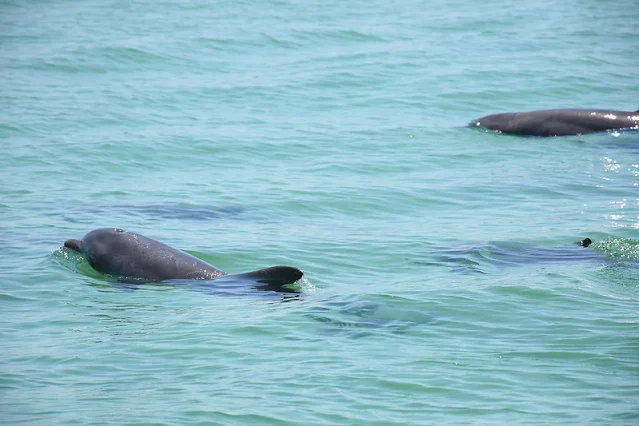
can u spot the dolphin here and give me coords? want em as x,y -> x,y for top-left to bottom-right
437,237 -> 598,274
471,108 -> 639,136
64,228 -> 303,291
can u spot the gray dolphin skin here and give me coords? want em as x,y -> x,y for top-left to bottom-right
471,108 -> 639,136
64,228 -> 303,288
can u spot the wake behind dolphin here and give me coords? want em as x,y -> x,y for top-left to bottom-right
63,228 -> 304,293
471,108 -> 639,136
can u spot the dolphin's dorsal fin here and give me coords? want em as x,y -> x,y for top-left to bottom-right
230,265 -> 304,293
580,238 -> 592,247
239,265 -> 303,284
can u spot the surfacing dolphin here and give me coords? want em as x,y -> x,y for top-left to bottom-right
471,108 -> 639,136
437,237 -> 596,274
64,228 -> 304,292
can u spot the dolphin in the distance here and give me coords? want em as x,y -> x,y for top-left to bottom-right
471,108 -> 639,136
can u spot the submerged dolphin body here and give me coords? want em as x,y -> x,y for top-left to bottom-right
437,238 -> 597,274
64,228 -> 303,291
471,108 -> 639,136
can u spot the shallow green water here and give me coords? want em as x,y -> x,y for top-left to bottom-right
2,0 -> 639,424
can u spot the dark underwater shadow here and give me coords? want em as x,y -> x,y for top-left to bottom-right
301,293 -> 437,339
174,274 -> 304,299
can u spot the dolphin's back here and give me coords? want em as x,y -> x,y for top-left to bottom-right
472,108 -> 639,136
79,228 -> 226,282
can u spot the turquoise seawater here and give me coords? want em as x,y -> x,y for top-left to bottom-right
2,0 -> 639,424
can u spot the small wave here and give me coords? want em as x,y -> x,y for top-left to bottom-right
57,203 -> 244,225
104,45 -> 155,60
593,237 -> 639,262
293,29 -> 386,44
51,245 -> 104,280
24,45 -> 179,73
195,33 -> 304,52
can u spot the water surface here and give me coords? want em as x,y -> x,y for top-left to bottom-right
2,0 -> 639,424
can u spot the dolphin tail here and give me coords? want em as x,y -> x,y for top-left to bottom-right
64,238 -> 83,252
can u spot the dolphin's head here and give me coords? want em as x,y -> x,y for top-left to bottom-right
69,228 -> 129,274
